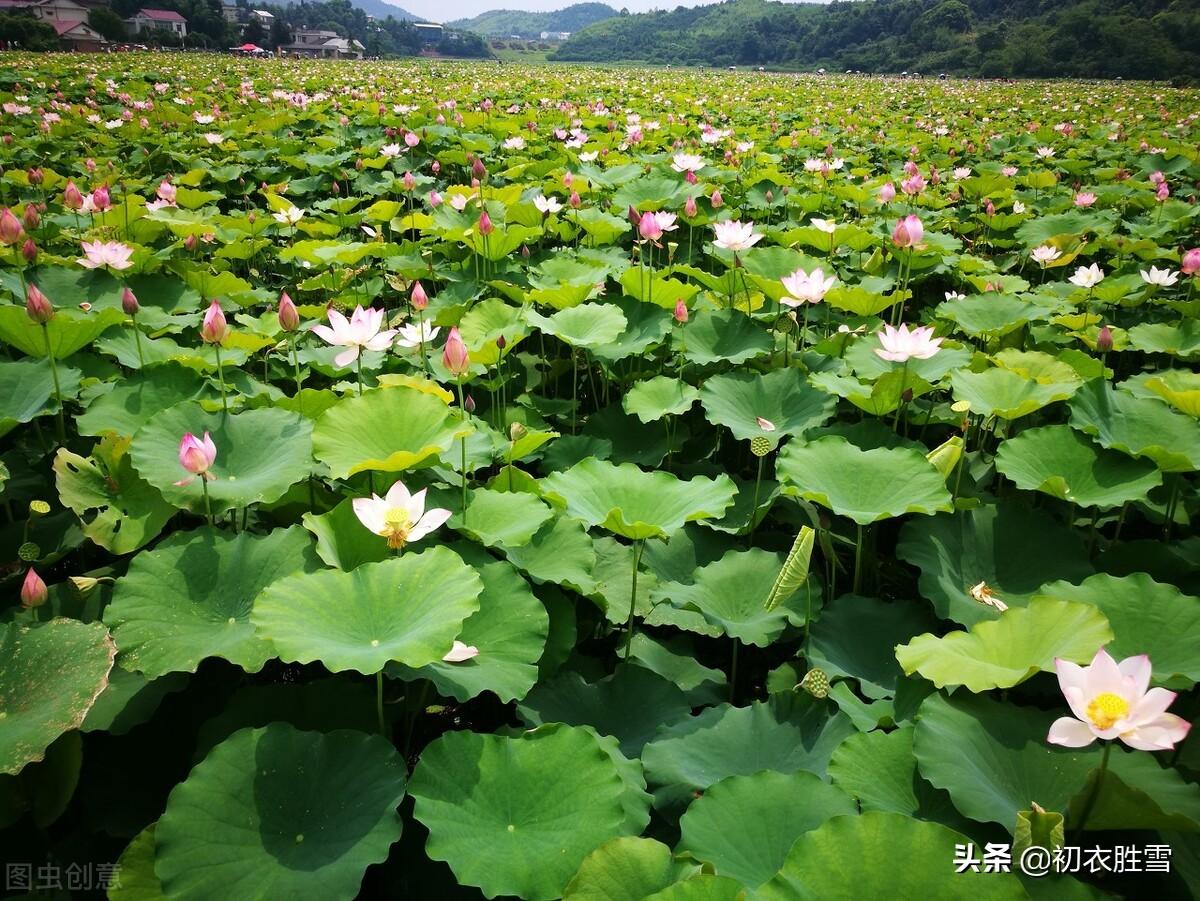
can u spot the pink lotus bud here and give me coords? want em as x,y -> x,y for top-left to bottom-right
1182,248 -> 1200,275
904,160 -> 919,177
63,180 -> 83,210
471,157 -> 487,181
569,191 -> 581,209
563,171 -> 574,188
892,215 -> 924,248
91,185 -> 111,211
1096,325 -> 1113,353
464,393 -> 476,414
25,283 -> 53,324
710,189 -> 723,208
405,130 -> 419,148
22,203 -> 38,231
673,299 -> 688,323
1,134 -> 9,145
27,167 -> 43,186
521,244 -> 530,260
278,291 -> 299,331
478,210 -> 494,236
638,211 -> 663,242
431,160 -> 441,175
1156,182 -> 1169,202
627,205 -> 641,226
85,158 -> 96,173
496,334 -> 507,350
685,170 -> 697,185
20,568 -> 47,608
200,299 -> 228,344
0,207 -> 22,244
184,234 -> 198,253
411,281 -> 428,310
177,431 -> 216,477
403,171 -> 415,192
21,238 -> 36,263
685,195 -> 697,217
985,200 -> 995,217
121,287 -> 140,316
442,327 -> 470,376
428,191 -> 442,208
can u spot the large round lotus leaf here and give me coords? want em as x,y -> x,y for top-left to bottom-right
807,594 -> 940,697
0,619 -> 116,775
651,548 -> 816,646
409,723 -> 636,901
104,526 -> 319,678
673,309 -> 772,366
251,546 -> 483,674
1140,369 -> 1200,417
518,666 -> 692,756
895,597 -> 1113,692
458,297 -> 527,364
77,364 -> 208,438
1068,379 -> 1200,472
623,376 -> 700,423
1128,318 -> 1200,360
541,458 -> 737,540
82,668 -> 187,737
452,487 -> 554,548
110,825 -> 165,901
502,515 -> 598,591
564,837 -> 696,901
301,497 -> 389,571
896,502 -> 1093,626
644,875 -> 745,900
776,437 -> 952,525
0,358 -> 69,437
698,368 -> 835,447
995,424 -> 1162,507
756,811 -> 1028,901
935,294 -> 1044,337
130,403 -> 313,513
641,696 -> 854,812
1034,573 -> 1200,684
949,366 -> 1079,420
677,770 -> 857,889
844,337 -> 972,383
390,546 -> 548,703
312,387 -> 471,479
54,439 -> 175,555
0,304 -> 125,358
525,303 -> 628,348
154,724 -> 405,901
1064,746 -> 1200,832
913,692 -> 1096,828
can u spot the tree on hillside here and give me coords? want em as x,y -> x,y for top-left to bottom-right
88,7 -> 128,41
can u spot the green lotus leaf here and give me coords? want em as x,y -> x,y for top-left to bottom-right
1128,319 -> 1200,360
104,526 -> 319,677
301,497 -> 390,571
459,297 -> 526,364
82,669 -> 187,737
251,546 -> 483,674
130,403 -> 313,513
0,358 -> 76,437
756,811 -> 1028,900
518,666 -> 691,756
0,619 -> 116,775
1033,573 -> 1200,684
591,296 -> 673,363
1066,749 -> 1200,832
154,725 -> 405,901
77,364 -> 209,438
644,875 -> 745,900
525,302 -> 628,348
641,695 -> 854,812
0,305 -> 124,358
673,309 -> 772,366
1141,369 -> 1200,417
913,692 -> 1097,827
313,387 -> 471,479
993,348 -> 1085,385
110,825 -> 165,901
897,502 -> 1093,626
390,546 -> 548,703
677,770 -> 857,889
698,368 -> 835,447
777,437 -> 952,525
623,375 -> 700,423
627,633 -> 728,705
1068,379 -> 1200,472
501,514 -> 598,592
844,338 -> 971,383
564,837 -> 697,901
410,723 -> 642,901
936,294 -> 1045,337
995,424 -> 1162,507
54,438 -> 174,555
541,458 -> 737,540
896,597 -> 1113,692
651,548 -> 816,646
452,487 -> 554,548
950,366 -> 1079,420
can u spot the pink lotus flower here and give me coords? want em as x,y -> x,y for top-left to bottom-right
1182,248 -> 1200,275
673,299 -> 688,323
780,267 -> 837,306
874,323 -> 943,362
411,281 -> 428,310
174,431 -> 216,486
25,283 -> 53,324
63,180 -> 83,210
891,215 -> 924,248
352,479 -> 451,550
442,326 -> 470,376
900,174 -> 926,196
478,209 -> 494,236
91,185 -> 111,211
1074,192 -> 1097,208
200,299 -> 229,345
21,568 -> 47,608
1048,648 -> 1190,751
684,195 -> 698,217
77,240 -> 133,271
312,305 -> 396,368
442,640 -> 479,663
638,211 -> 662,242
0,207 -> 23,245
712,220 -> 761,252
878,182 -> 896,203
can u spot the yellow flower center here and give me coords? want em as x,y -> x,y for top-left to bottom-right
381,507 -> 412,549
1086,692 -> 1130,731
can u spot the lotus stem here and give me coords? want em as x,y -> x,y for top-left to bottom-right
1073,740 -> 1112,839
290,334 -> 303,418
456,377 -> 469,525
42,323 -> 65,445
748,454 -> 765,546
131,312 -> 145,368
200,477 -> 213,527
214,343 -> 229,415
623,538 -> 644,660
376,672 -> 387,737
853,522 -> 864,594
892,360 -> 909,432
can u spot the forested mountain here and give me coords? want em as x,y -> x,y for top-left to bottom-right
551,0 -> 1200,81
449,3 -> 616,38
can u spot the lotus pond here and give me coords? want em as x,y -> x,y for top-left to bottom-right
1,54 -> 1199,899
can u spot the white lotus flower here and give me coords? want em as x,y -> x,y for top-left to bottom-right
395,320 -> 440,348
352,479 -> 451,550
1068,263 -> 1105,289
311,305 -> 397,368
1140,267 -> 1179,287
273,206 -> 305,226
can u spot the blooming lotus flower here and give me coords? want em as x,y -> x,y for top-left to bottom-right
712,220 -> 761,252
77,240 -> 133,271
380,143 -> 402,158
874,323 -> 943,362
810,218 -> 837,234
671,153 -> 705,174
953,167 -> 972,180
1069,264 -> 1105,289
352,479 -> 451,550
312,306 -> 397,368
174,431 -> 216,486
1048,648 -> 1190,751
395,320 -> 440,348
781,267 -> 836,306
442,327 -> 470,377
638,211 -> 662,242
1140,267 -> 1179,287
878,182 -> 896,203
442,640 -> 479,663
273,206 -> 305,226
1002,166 -> 1019,177
533,195 -> 562,215
1074,192 -> 1097,208
502,136 -> 525,151
1012,201 -> 1027,214
900,174 -> 926,195
1031,245 -> 1062,265
891,215 -> 924,248
21,568 -> 47,608
1036,146 -> 1055,159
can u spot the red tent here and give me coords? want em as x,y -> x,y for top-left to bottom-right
233,43 -> 266,52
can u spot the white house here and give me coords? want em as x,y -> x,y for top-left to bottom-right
540,30 -> 570,41
412,22 -> 442,45
282,28 -> 364,59
125,8 -> 187,37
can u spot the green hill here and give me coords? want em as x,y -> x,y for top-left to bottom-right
450,3 -> 616,38
551,0 -> 1200,81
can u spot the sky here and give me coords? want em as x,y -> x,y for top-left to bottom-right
397,0 -> 828,25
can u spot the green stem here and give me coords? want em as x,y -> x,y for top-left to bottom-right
214,343 -> 229,415
376,671 -> 387,737
356,350 -> 364,397
891,360 -> 909,432
131,312 -> 145,368
42,324 -> 65,445
748,454 -> 765,546
1073,741 -> 1112,838
290,334 -> 303,418
623,539 -> 644,660
456,378 -> 468,524
853,522 -> 864,594
200,477 -> 213,527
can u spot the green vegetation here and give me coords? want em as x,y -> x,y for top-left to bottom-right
553,0 -> 1200,80
450,2 -> 617,38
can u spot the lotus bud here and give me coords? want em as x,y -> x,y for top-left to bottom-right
411,281 -> 428,310
432,160 -> 441,175
63,179 -> 83,210
891,214 -> 923,248
569,191 -> 581,209
92,184 -> 111,211
563,171 -> 574,188
177,431 -> 216,478
21,238 -> 37,263
278,291 -> 299,332
20,568 -> 47,608
403,171 -> 415,192
673,299 -> 688,323
1182,248 -> 1200,275
879,181 -> 896,203
478,210 -> 494,236
184,233 -> 198,252
521,244 -> 530,260
710,188 -> 723,208
509,421 -> 527,442
1096,325 -> 1113,353
464,394 -> 476,414
22,203 -> 39,231
684,195 -> 698,217
627,205 -> 640,227
27,167 -> 43,186
25,283 -> 53,324
442,327 -> 470,377
121,286 -> 140,316
0,207 -> 23,244
496,334 -> 507,350
471,157 -> 487,181
200,299 -> 228,344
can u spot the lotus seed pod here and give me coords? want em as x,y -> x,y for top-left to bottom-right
799,668 -> 830,698
750,436 -> 772,458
